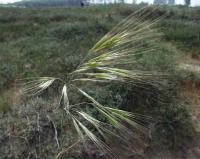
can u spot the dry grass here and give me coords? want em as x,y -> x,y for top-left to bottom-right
16,7 -> 167,159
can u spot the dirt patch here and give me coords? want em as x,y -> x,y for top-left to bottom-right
180,81 -> 200,132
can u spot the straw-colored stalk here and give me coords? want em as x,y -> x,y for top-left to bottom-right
17,7 -> 166,159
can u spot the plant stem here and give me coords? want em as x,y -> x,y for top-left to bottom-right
56,139 -> 81,159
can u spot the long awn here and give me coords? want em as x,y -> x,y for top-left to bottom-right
17,6 -> 167,159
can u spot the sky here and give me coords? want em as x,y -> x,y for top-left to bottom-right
0,0 -> 199,6
135,0 -> 200,6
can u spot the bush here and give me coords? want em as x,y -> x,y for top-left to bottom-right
0,94 -> 12,113
0,63 -> 16,91
156,104 -> 193,148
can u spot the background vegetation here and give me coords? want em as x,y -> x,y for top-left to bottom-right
0,4 -> 200,159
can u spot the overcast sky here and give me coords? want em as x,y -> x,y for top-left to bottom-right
135,0 -> 200,6
0,0 -> 199,6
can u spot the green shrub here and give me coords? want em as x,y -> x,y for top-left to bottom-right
156,104 -> 193,148
0,94 -> 12,113
159,19 -> 200,52
0,63 -> 16,90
